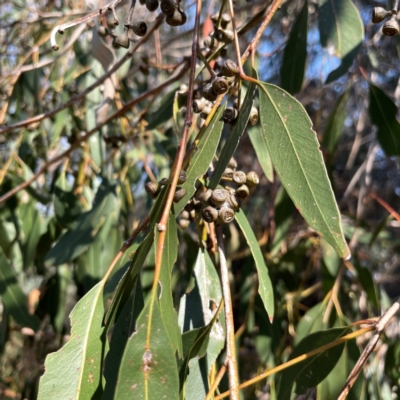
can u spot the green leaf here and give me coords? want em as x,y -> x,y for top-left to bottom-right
280,0 -> 308,94
258,81 -> 350,259
38,280 -> 107,400
369,83 -> 400,156
295,302 -> 328,345
354,260 -> 379,310
248,125 -> 274,183
147,89 -> 176,130
270,186 -> 295,255
113,299 -> 179,399
209,80 -> 256,189
235,209 -> 274,318
103,281 -> 144,400
175,103 -> 226,214
278,327 -> 349,399
45,179 -> 117,266
156,215 -> 182,356
322,89 -> 350,156
385,340 -> 400,385
0,248 -> 40,331
318,0 -> 364,82
322,238 -> 341,277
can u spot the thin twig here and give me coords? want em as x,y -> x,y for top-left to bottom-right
216,225 -> 240,400
205,361 -> 228,400
0,15 -> 165,134
0,63 -> 188,205
336,298 -> 400,400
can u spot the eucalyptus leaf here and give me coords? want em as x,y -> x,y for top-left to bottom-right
258,80 -> 350,259
281,0 -> 308,94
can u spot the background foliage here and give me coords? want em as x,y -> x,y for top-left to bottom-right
1,0 -> 400,398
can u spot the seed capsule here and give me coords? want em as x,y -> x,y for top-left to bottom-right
227,192 -> 240,211
236,184 -> 250,199
220,29 -> 234,42
200,105 -> 213,119
166,9 -> 187,26
211,12 -> 231,29
246,171 -> 260,188
193,98 -> 207,113
382,16 -> 400,36
159,177 -> 168,186
220,59 -> 239,77
114,32 -> 130,49
131,21 -> 147,36
248,106 -> 259,125
223,107 -> 238,123
203,83 -> 218,102
97,25 -> 108,37
218,206 -> 235,224
228,157 -> 237,170
179,218 -> 190,229
180,210 -> 190,220
145,181 -> 160,198
160,0 -> 176,15
372,7 -> 392,23
212,77 -> 230,95
222,168 -> 234,179
232,171 -> 247,185
202,206 -> 218,223
146,0 -> 159,11
211,189 -> 228,207
178,170 -> 187,184
174,187 -> 187,203
199,188 -> 212,205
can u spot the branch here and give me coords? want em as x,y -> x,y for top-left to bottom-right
0,63 -> 189,205
0,14 -> 165,134
336,298 -> 400,400
216,225 -> 240,400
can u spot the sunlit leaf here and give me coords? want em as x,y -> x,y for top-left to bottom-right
175,103 -> 226,214
281,0 -> 308,94
258,81 -> 350,259
318,0 -> 364,82
0,248 -> 40,331
295,302 -> 328,345
278,327 -> 349,399
369,83 -> 400,156
38,281 -> 107,400
235,209 -> 274,318
209,80 -> 256,189
113,299 -> 179,399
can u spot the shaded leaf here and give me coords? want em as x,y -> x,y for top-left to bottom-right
113,299 -> 179,399
318,0 -> 364,82
278,327 -> 349,399
38,281 -> 107,400
0,248 -> 40,330
175,103 -> 226,214
235,209 -> 274,318
354,260 -> 379,310
45,179 -> 117,266
281,0 -> 308,94
295,302 -> 327,345
322,238 -> 341,277
147,89 -> 176,130
248,125 -> 274,183
209,80 -> 256,189
322,89 -> 350,156
258,80 -> 350,259
369,83 -> 400,156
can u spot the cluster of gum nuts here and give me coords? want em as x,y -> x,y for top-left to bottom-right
145,158 -> 260,229
372,6 -> 399,36
97,0 -> 187,49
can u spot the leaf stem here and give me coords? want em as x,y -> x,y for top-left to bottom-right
216,225 -> 240,400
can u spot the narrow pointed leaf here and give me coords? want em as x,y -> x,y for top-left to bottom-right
209,80 -> 256,189
235,209 -> 274,318
278,327 -> 349,399
0,248 -> 40,330
175,103 -> 226,214
281,0 -> 308,94
369,83 -> 400,156
38,281 -> 107,400
114,299 -> 179,399
258,81 -> 350,259
322,89 -> 350,156
318,0 -> 364,82
156,215 -> 182,356
248,125 -> 274,182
